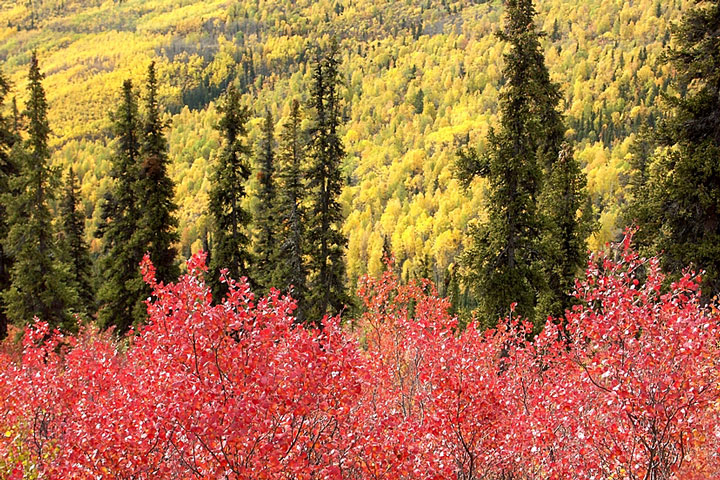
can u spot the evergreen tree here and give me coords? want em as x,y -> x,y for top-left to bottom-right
208,84 -> 253,298
381,235 -> 393,269
415,253 -> 434,282
10,97 -> 20,136
96,79 -> 145,333
411,88 -> 424,114
0,70 -> 18,339
446,264 -> 461,316
136,61 -> 179,284
634,0 -> 720,301
253,108 -> 277,292
60,168 -> 94,317
532,24 -> 593,321
273,99 -> 308,322
538,142 -> 594,321
550,18 -> 561,41
456,0 -> 581,325
306,41 -> 350,323
2,53 -> 77,329
621,125 -> 660,249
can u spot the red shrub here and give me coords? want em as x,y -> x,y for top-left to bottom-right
0,237 -> 718,479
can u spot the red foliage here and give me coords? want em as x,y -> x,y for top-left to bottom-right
1,238 -> 719,479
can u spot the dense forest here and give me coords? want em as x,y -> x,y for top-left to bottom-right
0,0 -> 692,289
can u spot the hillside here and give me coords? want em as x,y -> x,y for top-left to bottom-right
0,0 -> 688,288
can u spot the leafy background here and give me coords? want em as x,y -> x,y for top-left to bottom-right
0,0 -> 684,288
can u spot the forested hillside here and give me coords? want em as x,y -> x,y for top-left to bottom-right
0,0 -> 687,288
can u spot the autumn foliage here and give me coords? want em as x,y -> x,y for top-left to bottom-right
1,236 -> 719,479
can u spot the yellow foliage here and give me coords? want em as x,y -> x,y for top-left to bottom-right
0,0 -> 690,284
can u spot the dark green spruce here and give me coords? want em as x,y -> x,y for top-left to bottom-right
273,99 -> 308,322
137,61 -> 179,284
0,70 -> 18,339
208,84 -> 253,298
631,0 -> 720,301
252,108 -> 278,293
538,142 -> 594,322
2,53 -> 77,330
621,125 -> 660,251
533,33 -> 593,321
456,0 -> 589,326
10,97 -> 20,136
96,79 -> 146,333
60,168 -> 95,317
306,41 -> 350,323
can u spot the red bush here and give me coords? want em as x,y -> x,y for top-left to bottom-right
1,237 -> 718,479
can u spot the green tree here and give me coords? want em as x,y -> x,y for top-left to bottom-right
96,79 -> 146,333
208,84 -> 253,298
137,61 -> 179,283
9,97 -> 20,137
621,125 -> 660,249
273,99 -> 308,322
527,21 -> 593,322
306,42 -> 350,323
635,0 -> 720,301
538,143 -> 594,321
0,70 -> 18,339
411,88 -> 424,114
550,18 -> 561,41
60,167 -> 95,317
456,0 -> 563,325
252,108 -> 277,292
2,53 -> 77,329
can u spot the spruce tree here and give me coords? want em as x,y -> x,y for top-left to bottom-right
550,18 -> 561,41
96,79 -> 145,333
633,0 -> 720,300
252,108 -> 277,292
2,53 -> 77,329
538,142 -> 594,321
306,42 -> 350,323
0,70 -> 17,339
137,61 -> 179,284
456,0 -> 586,325
531,27 -> 593,322
273,99 -> 308,322
208,84 -> 253,298
10,97 -> 20,136
621,125 -> 660,250
60,167 -> 94,317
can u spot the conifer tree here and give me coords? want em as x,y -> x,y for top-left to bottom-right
60,168 -> 94,316
633,0 -> 720,300
306,42 -> 350,322
273,99 -> 308,322
550,18 -> 561,41
137,61 -> 179,284
96,80 -> 145,333
529,29 -> 593,322
2,53 -> 77,329
208,84 -> 253,298
456,0 -> 588,325
10,97 -> 20,136
381,235 -> 392,269
621,125 -> 660,250
252,108 -> 277,292
538,142 -> 594,321
0,70 -> 17,339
